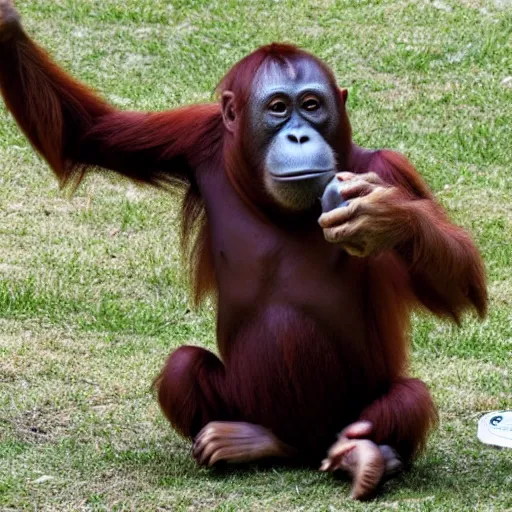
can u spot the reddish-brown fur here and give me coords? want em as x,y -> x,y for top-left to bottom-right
0,17 -> 487,469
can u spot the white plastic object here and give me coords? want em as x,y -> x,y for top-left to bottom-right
477,410 -> 512,448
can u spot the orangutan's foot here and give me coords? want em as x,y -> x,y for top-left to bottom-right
320,421 -> 402,500
193,421 -> 294,466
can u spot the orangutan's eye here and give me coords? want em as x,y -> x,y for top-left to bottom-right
302,96 -> 321,112
269,99 -> 288,116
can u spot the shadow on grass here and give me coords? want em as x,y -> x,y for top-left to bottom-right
101,435 -> 512,502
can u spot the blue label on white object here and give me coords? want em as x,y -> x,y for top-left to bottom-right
477,410 -> 512,448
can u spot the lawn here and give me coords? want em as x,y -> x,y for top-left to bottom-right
0,0 -> 511,510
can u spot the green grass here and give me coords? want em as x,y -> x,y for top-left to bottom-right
1,0 -> 511,510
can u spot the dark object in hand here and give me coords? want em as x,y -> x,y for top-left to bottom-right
321,176 -> 349,213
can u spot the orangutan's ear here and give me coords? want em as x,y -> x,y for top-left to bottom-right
221,91 -> 237,133
339,88 -> 348,105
